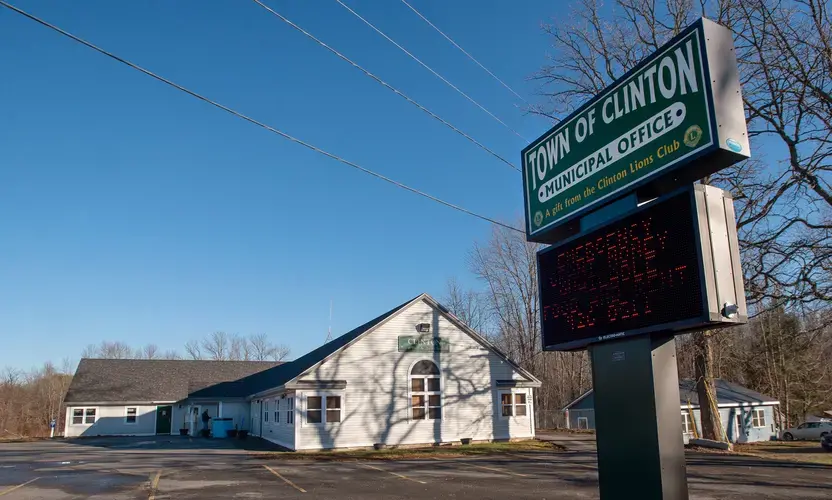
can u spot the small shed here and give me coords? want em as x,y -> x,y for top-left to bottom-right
564,379 -> 779,443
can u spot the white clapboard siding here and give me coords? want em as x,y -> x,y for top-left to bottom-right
259,394 -> 295,449
294,299 -> 534,450
64,404 -> 160,437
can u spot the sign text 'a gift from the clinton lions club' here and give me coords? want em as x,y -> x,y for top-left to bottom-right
522,19 -> 749,242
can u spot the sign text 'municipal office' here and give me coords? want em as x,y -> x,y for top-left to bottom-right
522,27 -> 730,241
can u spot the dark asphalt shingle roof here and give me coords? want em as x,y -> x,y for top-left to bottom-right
565,379 -> 778,410
678,378 -> 777,407
64,359 -> 282,403
189,295 -> 418,398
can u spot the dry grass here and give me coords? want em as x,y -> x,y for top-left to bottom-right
734,441 -> 832,466
255,440 -> 564,461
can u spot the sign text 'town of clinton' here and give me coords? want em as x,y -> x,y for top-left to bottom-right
521,18 -> 749,242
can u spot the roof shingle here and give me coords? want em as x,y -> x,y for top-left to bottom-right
64,359 -> 281,403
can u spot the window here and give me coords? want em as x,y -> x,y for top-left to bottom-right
264,401 -> 269,423
275,399 -> 280,423
798,423 -> 808,429
577,417 -> 589,430
736,413 -> 743,432
681,412 -> 694,434
500,392 -> 529,418
306,395 -> 341,424
72,408 -> 84,425
410,360 -> 441,420
287,398 -> 294,425
326,396 -> 342,423
501,393 -> 513,417
84,408 -> 96,424
307,396 -> 322,424
126,407 -> 137,424
514,393 -> 528,416
752,408 -> 766,428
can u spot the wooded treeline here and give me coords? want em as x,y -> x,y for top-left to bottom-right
1,362 -> 73,439
445,0 -> 832,433
0,332 -> 290,438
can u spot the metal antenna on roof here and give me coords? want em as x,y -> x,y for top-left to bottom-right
325,300 -> 333,343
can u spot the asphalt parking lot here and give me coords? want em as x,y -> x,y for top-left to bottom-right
1,435 -> 830,499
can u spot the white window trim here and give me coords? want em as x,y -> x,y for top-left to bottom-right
577,416 -> 589,430
408,359 -> 443,422
71,407 -> 98,426
274,398 -> 280,424
681,411 -> 694,434
125,407 -> 138,425
287,397 -> 295,425
302,391 -> 345,426
752,408 -> 766,428
499,390 -> 530,420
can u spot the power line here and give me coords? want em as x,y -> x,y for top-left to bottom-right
400,0 -> 530,106
0,0 -> 524,235
335,0 -> 528,142
250,0 -> 519,172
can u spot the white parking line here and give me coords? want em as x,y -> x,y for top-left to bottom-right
0,477 -> 40,497
263,465 -> 307,493
430,457 -> 529,477
356,462 -> 427,484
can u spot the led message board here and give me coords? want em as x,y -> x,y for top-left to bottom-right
538,188 -> 731,351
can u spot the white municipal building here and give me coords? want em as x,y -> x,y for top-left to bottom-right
63,294 -> 540,450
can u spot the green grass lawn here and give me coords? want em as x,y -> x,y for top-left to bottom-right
735,441 -> 832,466
256,440 -> 564,461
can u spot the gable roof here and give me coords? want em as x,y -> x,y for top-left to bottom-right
243,293 -> 540,398
64,359 -> 281,403
189,295 -> 417,399
564,379 -> 778,411
678,379 -> 778,407
64,293 -> 541,403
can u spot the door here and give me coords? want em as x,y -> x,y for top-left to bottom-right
251,401 -> 261,437
734,413 -> 747,443
156,406 -> 173,435
794,423 -> 809,439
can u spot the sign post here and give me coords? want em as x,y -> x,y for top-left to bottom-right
522,18 -> 750,500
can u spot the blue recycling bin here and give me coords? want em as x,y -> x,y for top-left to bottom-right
211,418 -> 233,438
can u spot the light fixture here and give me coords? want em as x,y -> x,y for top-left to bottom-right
416,323 -> 431,333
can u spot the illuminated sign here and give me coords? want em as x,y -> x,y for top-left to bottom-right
539,190 -> 709,350
522,18 -> 749,243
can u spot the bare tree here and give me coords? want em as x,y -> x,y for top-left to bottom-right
271,343 -> 291,362
443,278 -> 491,335
141,344 -> 160,360
532,0 -> 832,441
162,349 -> 181,360
184,339 -> 202,360
201,332 -> 229,361
80,344 -> 97,359
248,333 -> 291,361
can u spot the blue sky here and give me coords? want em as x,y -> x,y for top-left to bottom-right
0,0 -> 555,370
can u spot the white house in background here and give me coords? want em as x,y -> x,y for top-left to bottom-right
63,294 -> 541,450
564,379 -> 780,443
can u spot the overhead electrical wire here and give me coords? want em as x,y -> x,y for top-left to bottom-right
399,0 -> 530,106
250,0 -> 519,172
0,0 -> 524,234
334,0 -> 528,142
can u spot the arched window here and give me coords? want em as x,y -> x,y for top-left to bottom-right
410,360 -> 441,420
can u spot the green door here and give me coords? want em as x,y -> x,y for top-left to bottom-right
156,406 -> 173,435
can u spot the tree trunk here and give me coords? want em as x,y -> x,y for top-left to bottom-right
694,331 -> 724,441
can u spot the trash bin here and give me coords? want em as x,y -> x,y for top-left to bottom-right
211,418 -> 233,438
